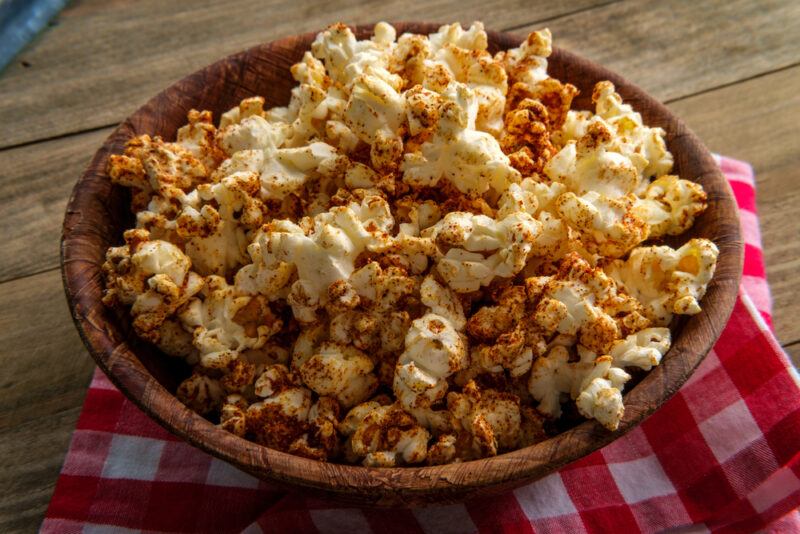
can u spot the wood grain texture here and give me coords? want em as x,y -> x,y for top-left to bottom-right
60,23 -> 742,505
522,0 -> 800,102
0,270 -> 94,532
2,70 -> 798,345
669,66 -> 800,346
786,342 -> 800,366
0,128 -> 112,283
0,405 -> 84,533
0,0 -> 612,148
1,2 -> 796,528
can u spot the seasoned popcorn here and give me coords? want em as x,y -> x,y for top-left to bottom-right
103,22 -> 718,464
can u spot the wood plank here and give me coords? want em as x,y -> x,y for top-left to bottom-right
0,270 -> 94,432
0,406 -> 83,533
530,0 -> 800,103
0,128 -> 112,283
668,66 -> 800,346
0,0 -> 611,148
1,52 -> 799,317
785,342 -> 800,370
0,269 -> 95,532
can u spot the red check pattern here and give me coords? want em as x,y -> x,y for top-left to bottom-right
42,156 -> 800,533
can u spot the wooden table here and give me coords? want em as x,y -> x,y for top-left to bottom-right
0,1 -> 797,530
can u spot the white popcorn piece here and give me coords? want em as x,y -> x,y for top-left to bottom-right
341,402 -> 430,466
545,121 -> 642,198
555,82 -> 673,182
104,23 -> 719,463
634,175 -> 708,237
179,172 -> 261,276
429,22 -> 488,53
529,252 -> 643,354
247,364 -> 314,450
606,238 -> 719,325
236,195 -> 394,320
402,83 -> 520,197
420,275 -> 466,330
421,23 -> 507,135
528,345 -> 573,418
529,327 -> 671,430
609,327 -> 671,372
180,276 -> 282,369
344,72 -> 406,145
592,81 -> 673,180
425,211 -> 541,292
448,380 -> 522,457
298,341 -> 378,408
556,190 -> 649,258
103,230 -> 204,343
217,114 -> 290,155
497,28 -> 551,88
394,313 -> 469,410
312,22 -> 398,90
392,278 -> 468,414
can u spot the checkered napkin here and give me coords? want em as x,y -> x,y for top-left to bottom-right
42,156 -> 800,533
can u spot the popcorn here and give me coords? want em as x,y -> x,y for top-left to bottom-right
236,195 -> 394,321
247,364 -> 313,451
606,238 -> 719,325
180,276 -> 282,369
108,133 -> 209,212
311,22 -> 397,90
556,190 -> 649,258
298,341 -> 378,408
217,114 -> 289,155
545,121 -> 642,198
102,229 -> 203,343
529,252 -> 640,354
592,81 -> 673,179
497,29 -> 578,130
179,171 -> 262,276
634,175 -> 708,237
290,396 -> 342,460
177,110 -> 226,169
500,98 -> 556,175
394,312 -> 469,411
341,402 -> 430,466
104,22 -> 719,465
423,23 -> 507,135
176,373 -> 223,415
496,28 -> 551,89
610,327 -> 671,371
218,395 -> 247,436
447,380 -> 522,457
402,83 -> 521,197
529,327 -> 671,430
344,73 -> 406,146
424,211 -> 542,292
393,276 -> 469,413
527,345 -> 573,418
467,285 -> 546,376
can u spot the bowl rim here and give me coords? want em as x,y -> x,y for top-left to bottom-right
61,22 -> 744,505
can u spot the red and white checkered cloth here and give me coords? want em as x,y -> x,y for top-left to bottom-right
43,156 -> 800,533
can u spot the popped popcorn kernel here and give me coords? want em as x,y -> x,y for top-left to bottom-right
104,22 -> 717,464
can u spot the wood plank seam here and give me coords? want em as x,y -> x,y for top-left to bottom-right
0,5 -> 613,155
0,121 -> 115,154
663,61 -> 800,105
501,0 -> 622,32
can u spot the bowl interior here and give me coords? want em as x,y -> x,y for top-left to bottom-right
61,22 -> 743,506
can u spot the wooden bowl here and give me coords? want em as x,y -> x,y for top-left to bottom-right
61,22 -> 743,506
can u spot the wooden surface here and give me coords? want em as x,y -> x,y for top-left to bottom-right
60,22 -> 743,507
0,0 -> 797,529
